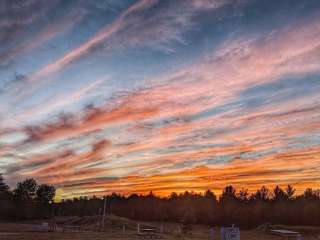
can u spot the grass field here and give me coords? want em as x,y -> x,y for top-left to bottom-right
0,231 -> 291,240
1,219 -> 320,240
0,228 -> 314,240
0,230 -> 290,240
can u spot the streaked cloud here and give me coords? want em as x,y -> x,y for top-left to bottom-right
1,0 -> 320,200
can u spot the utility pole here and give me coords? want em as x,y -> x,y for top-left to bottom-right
101,196 -> 107,232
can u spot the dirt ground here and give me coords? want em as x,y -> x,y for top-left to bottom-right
0,230 -> 316,240
0,221 -> 320,240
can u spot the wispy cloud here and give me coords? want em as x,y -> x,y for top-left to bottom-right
25,0 -> 229,82
1,9 -> 82,66
55,146 -> 320,198
1,0 -> 320,199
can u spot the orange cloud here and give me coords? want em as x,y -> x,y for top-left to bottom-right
2,7 -> 320,202
48,146 -> 320,200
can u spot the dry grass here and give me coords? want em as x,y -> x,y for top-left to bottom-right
1,219 -> 320,240
0,230 -> 314,240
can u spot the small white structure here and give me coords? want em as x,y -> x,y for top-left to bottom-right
210,227 -> 215,238
41,222 -> 49,227
270,229 -> 302,239
221,226 -> 240,240
137,223 -> 157,238
296,235 -> 304,240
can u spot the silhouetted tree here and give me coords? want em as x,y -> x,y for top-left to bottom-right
237,188 -> 249,203
36,184 -> 56,204
0,173 -> 9,194
303,188 -> 320,201
14,178 -> 37,201
51,186 -> 320,228
273,185 -> 287,201
252,186 -> 270,202
0,173 -> 13,220
220,185 -> 237,204
1,174 -> 320,228
285,185 -> 295,200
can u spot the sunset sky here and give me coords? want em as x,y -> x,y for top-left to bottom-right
1,0 -> 320,200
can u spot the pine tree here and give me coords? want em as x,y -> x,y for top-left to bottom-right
0,173 -> 9,193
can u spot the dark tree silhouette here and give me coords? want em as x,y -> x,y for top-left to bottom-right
220,185 -> 237,204
0,173 -> 9,194
0,176 -> 56,220
253,186 -> 270,202
36,184 -> 56,204
0,174 -> 320,228
273,185 -> 287,201
0,174 -> 13,220
237,188 -> 249,203
14,178 -> 37,201
285,185 -> 295,200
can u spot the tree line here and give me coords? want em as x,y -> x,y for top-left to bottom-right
0,174 -> 55,220
53,186 -> 320,228
1,173 -> 320,228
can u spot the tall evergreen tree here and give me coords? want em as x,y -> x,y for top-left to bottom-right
0,173 -> 9,194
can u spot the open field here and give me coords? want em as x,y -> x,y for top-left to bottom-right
1,224 -> 320,240
0,215 -> 320,240
0,230 -> 301,240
